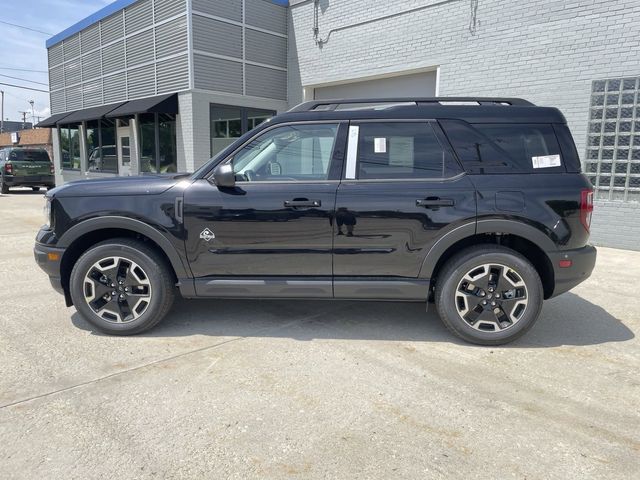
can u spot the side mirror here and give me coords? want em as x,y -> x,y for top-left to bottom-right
212,163 -> 235,188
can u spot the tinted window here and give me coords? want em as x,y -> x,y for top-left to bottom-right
440,120 -> 563,174
356,122 -> 459,179
232,124 -> 339,182
475,124 -> 563,173
8,149 -> 50,162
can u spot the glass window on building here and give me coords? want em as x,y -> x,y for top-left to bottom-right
59,125 -> 81,170
587,76 -> 640,202
86,119 -> 118,173
210,105 -> 275,156
139,113 -> 177,174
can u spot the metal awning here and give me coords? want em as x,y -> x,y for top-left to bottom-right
105,93 -> 178,117
35,112 -> 74,128
58,101 -> 127,125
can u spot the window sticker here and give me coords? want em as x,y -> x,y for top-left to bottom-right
532,154 -> 561,168
374,137 -> 387,153
389,137 -> 414,167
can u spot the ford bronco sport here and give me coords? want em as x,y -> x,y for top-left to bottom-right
0,147 -> 55,193
34,98 -> 596,345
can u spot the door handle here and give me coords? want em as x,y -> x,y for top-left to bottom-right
284,199 -> 321,208
416,197 -> 455,208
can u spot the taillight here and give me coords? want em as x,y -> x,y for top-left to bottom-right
580,189 -> 594,232
5,163 -> 12,174
50,163 -> 54,174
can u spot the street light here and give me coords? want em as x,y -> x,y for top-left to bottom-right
29,100 -> 35,128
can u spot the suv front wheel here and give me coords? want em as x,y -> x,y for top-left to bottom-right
435,245 -> 543,345
70,239 -> 175,335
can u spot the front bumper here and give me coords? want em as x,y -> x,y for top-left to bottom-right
5,174 -> 55,187
34,243 -> 65,295
549,245 -> 597,298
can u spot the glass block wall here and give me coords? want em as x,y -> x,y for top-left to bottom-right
586,77 -> 640,202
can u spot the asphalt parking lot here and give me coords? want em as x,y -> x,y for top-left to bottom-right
0,189 -> 639,479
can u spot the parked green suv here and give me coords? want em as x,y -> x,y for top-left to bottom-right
0,148 -> 55,193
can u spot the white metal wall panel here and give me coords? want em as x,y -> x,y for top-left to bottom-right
63,34 -> 81,62
154,0 -> 186,22
313,71 -> 438,100
100,12 -> 124,44
127,64 -> 156,99
102,40 -> 125,75
64,60 -> 81,86
48,43 -> 63,67
194,54 -> 243,94
155,17 -> 188,59
50,65 -> 64,91
192,15 -> 242,59
156,54 -> 189,94
81,24 -> 101,53
82,79 -> 103,107
246,30 -> 286,68
66,85 -> 83,110
245,65 -> 286,100
82,53 -> 102,81
192,0 -> 241,21
125,0 -> 153,34
246,0 -> 287,35
126,29 -> 154,67
51,90 -> 65,113
103,72 -> 127,104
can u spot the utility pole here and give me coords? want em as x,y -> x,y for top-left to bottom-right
1,90 -> 4,134
29,100 -> 35,128
18,111 -> 28,129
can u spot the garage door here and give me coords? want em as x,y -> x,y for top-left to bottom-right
313,71 -> 437,100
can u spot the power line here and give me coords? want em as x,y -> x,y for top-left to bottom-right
0,73 -> 48,86
0,67 -> 48,74
0,20 -> 52,36
0,82 -> 48,93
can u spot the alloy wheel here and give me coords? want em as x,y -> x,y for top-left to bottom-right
83,256 -> 152,324
454,263 -> 528,332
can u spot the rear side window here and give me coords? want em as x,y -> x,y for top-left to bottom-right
8,149 -> 50,162
355,122 -> 461,179
440,120 -> 564,174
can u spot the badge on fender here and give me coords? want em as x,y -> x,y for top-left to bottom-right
199,228 -> 216,241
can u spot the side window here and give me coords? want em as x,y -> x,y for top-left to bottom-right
231,123 -> 339,182
474,124 -> 563,173
355,122 -> 460,179
440,120 -> 564,174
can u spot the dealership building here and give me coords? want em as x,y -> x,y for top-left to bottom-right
40,0 -> 640,249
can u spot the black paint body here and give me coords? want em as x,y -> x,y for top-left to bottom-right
34,100 -> 596,305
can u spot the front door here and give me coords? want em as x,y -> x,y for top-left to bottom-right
333,120 -> 477,299
117,127 -> 131,176
183,121 -> 347,298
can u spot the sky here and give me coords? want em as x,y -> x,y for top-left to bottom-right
0,0 -> 113,124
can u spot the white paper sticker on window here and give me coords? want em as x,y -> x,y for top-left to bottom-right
374,137 -> 387,153
532,154 -> 561,169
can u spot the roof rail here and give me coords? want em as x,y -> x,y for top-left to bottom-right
288,97 -> 535,112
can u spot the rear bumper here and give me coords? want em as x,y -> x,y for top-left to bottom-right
549,245 -> 597,298
34,243 -> 65,295
4,174 -> 55,187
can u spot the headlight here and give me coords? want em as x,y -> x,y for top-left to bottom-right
43,197 -> 52,228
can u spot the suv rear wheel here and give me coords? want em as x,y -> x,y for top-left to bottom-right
435,245 -> 543,345
70,238 -> 175,335
0,176 -> 8,194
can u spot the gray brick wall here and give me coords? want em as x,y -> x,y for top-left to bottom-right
289,0 -> 640,250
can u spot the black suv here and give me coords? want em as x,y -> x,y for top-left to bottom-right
34,98 -> 596,345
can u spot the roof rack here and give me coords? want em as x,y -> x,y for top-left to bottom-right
288,97 -> 535,112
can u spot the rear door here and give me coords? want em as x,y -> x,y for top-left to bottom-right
333,120 -> 476,299
7,149 -> 51,178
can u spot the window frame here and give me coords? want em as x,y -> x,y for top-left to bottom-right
206,120 -> 348,184
344,119 -> 464,182
209,104 -> 276,157
58,124 -> 82,171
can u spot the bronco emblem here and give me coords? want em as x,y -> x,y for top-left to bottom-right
199,228 -> 216,241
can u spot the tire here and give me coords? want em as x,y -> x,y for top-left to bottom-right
32,187 -> 40,192
70,238 -> 176,335
0,176 -> 8,194
434,245 -> 543,346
